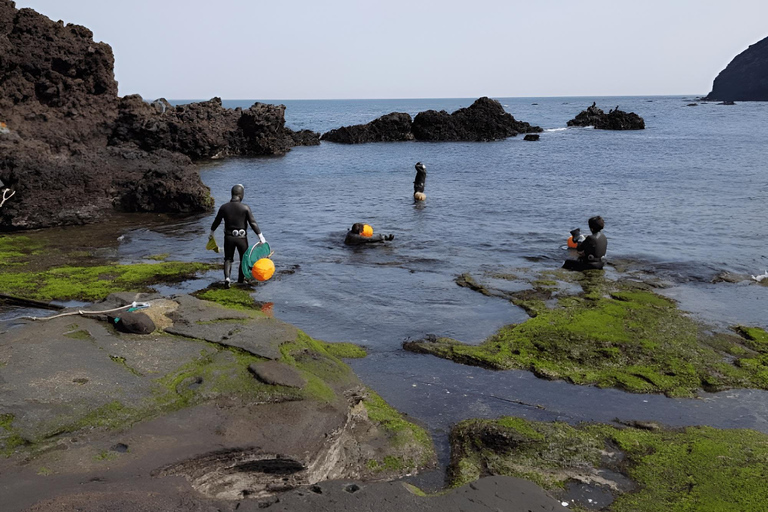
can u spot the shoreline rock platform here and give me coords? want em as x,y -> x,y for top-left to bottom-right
0,291 -> 566,511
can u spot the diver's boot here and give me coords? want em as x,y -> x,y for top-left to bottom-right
224,261 -> 232,288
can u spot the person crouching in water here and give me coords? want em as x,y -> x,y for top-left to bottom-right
344,223 -> 394,245
209,184 -> 267,287
563,216 -> 607,271
413,162 -> 427,201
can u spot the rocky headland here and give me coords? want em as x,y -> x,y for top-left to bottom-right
0,0 -> 319,231
704,34 -> 768,101
567,103 -> 645,130
321,97 -> 542,144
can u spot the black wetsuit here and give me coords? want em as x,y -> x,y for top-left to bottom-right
563,231 -> 607,271
414,169 -> 427,194
211,200 -> 261,282
344,232 -> 386,246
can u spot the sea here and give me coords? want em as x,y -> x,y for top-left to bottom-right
7,96 -> 768,485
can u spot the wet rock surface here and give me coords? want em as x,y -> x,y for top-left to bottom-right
0,1 -> 318,230
0,292 -> 441,511
704,35 -> 768,101
567,103 -> 645,130
321,97 -> 542,143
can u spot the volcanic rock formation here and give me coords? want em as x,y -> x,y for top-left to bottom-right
704,35 -> 768,101
0,0 -> 318,230
321,97 -> 542,144
567,103 -> 645,130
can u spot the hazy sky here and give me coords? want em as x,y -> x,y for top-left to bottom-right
13,0 -> 768,100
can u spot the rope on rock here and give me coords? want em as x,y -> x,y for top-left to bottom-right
21,301 -> 152,321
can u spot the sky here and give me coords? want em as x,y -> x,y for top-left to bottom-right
13,0 -> 768,100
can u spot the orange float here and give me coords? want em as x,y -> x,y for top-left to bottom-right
251,258 -> 275,282
362,224 -> 373,237
567,236 -> 579,249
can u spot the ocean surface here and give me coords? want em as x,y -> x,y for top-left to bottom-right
10,96 -> 768,485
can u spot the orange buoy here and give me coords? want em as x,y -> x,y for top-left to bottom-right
251,258 -> 275,282
567,236 -> 579,249
362,224 -> 373,237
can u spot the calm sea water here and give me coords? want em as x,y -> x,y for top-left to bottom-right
16,96 -> 768,481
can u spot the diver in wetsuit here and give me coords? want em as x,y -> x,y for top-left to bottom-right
413,162 -> 427,199
563,216 -> 607,271
344,223 -> 394,246
209,184 -> 266,287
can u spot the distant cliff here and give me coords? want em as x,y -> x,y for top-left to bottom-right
704,35 -> 768,101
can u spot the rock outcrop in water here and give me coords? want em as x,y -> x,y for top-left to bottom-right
321,112 -> 414,144
321,97 -> 542,144
567,103 -> 645,130
704,35 -> 768,101
0,0 -> 318,230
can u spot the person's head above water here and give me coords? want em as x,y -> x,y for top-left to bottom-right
415,162 -> 426,172
588,216 -> 604,233
231,184 -> 244,201
350,223 -> 364,235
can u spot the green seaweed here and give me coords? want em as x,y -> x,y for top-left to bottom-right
0,262 -> 215,302
408,272 -> 768,397
450,416 -> 768,512
363,389 -> 435,472
320,341 -> 367,359
0,235 -> 44,268
193,287 -> 265,312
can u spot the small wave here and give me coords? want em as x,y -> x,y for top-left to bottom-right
545,127 -> 568,132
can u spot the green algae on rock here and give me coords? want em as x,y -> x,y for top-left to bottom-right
406,271 -> 768,397
449,416 -> 768,512
0,261 -> 215,302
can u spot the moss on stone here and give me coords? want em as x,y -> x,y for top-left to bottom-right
408,272 -> 768,397
734,326 -> 768,354
109,355 -> 143,377
0,235 -> 44,268
320,341 -> 367,359
193,287 -> 265,312
63,329 -> 92,340
0,262 -> 215,302
363,389 -> 435,472
450,416 -> 768,512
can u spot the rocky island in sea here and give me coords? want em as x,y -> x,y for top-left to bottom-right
321,96 -> 542,144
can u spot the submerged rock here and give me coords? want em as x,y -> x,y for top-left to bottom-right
321,97 -> 542,144
567,102 -> 645,130
704,35 -> 768,101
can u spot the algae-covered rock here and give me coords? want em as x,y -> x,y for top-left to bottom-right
406,270 -> 768,397
0,292 -> 434,507
450,416 -> 768,512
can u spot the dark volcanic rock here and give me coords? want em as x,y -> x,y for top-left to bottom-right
567,103 -> 645,130
0,1 -> 318,230
111,97 -> 320,160
321,112 -> 414,144
412,97 -> 542,141
704,35 -> 768,101
523,134 -> 540,141
321,97 -> 541,144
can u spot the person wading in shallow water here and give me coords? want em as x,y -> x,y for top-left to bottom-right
209,184 -> 266,287
563,215 -> 607,271
413,162 -> 427,201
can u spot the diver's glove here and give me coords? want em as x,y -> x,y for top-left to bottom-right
208,230 -> 215,239
386,234 -> 395,241
258,233 -> 267,244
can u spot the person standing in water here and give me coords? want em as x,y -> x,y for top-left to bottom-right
563,216 -> 607,271
209,184 -> 266,287
413,162 -> 427,201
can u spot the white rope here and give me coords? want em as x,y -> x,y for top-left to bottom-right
21,301 -> 152,321
0,188 -> 14,208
